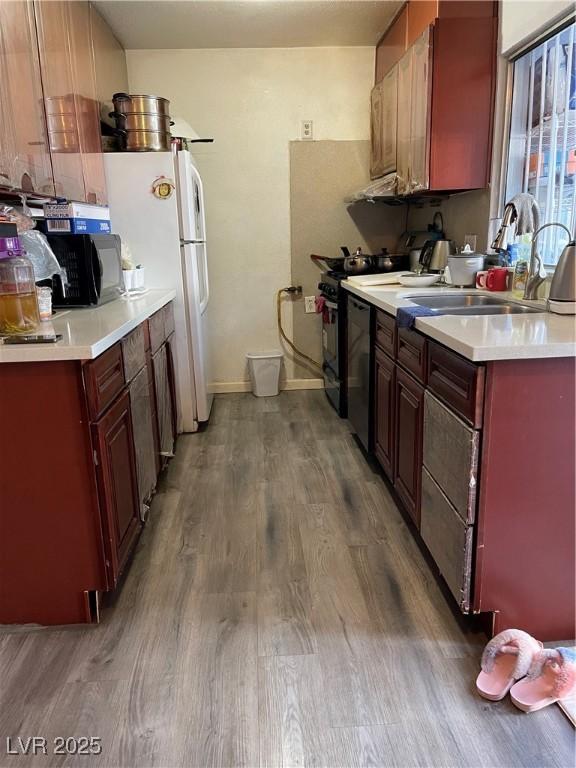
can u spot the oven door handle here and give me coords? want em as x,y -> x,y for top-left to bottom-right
323,299 -> 338,310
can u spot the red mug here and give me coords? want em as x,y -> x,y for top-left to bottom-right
482,267 -> 508,292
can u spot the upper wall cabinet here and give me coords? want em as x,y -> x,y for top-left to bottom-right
34,0 -> 86,202
0,0 -> 120,203
370,65 -> 398,179
67,1 -> 107,204
396,28 -> 433,195
34,0 -> 106,204
375,5 -> 407,83
373,1 -> 497,195
0,1 -> 54,195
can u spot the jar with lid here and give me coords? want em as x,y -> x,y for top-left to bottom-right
0,235 -> 40,335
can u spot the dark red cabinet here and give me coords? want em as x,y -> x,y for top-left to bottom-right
92,390 -> 141,587
0,300 -> 177,625
394,366 -> 425,527
374,347 -> 395,481
369,303 -> 575,641
372,0 -> 497,194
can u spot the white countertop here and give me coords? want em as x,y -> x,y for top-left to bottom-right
343,282 -> 576,361
0,289 -> 176,363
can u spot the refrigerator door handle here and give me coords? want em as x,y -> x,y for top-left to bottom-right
180,239 -> 206,245
199,245 -> 210,313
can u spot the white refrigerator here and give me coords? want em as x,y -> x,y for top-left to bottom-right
103,150 -> 213,432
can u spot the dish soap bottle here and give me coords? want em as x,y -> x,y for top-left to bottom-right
0,234 -> 40,335
511,260 -> 529,299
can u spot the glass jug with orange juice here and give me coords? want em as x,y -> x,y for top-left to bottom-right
0,234 -> 40,335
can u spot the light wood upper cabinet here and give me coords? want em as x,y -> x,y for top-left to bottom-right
0,0 -> 54,195
408,27 -> 432,193
396,47 -> 412,195
34,0 -> 85,201
371,64 -> 399,180
370,81 -> 384,180
0,0 -> 120,203
67,1 -> 107,204
393,27 -> 433,195
380,64 -> 398,177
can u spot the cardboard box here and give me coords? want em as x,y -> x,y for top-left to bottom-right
43,202 -> 110,221
46,218 -> 112,234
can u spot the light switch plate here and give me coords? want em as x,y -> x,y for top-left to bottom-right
304,296 -> 316,313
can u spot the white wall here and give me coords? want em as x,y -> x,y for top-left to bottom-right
501,0 -> 574,55
126,47 -> 374,386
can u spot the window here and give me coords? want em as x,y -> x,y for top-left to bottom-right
505,21 -> 576,266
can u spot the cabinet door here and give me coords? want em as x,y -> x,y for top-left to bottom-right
370,81 -> 384,179
374,348 -> 395,481
394,366 -> 424,527
152,343 -> 175,462
409,26 -> 432,193
396,47 -> 412,195
129,366 -> 157,519
93,390 -> 141,587
421,467 -> 474,612
34,0 -> 87,201
380,64 -> 398,176
0,1 -> 54,194
67,1 -> 107,204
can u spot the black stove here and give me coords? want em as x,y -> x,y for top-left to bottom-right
317,271 -> 349,417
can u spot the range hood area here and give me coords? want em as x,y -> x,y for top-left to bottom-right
346,172 -> 400,203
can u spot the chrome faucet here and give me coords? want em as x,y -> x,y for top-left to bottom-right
491,203 -> 517,253
524,222 -> 573,300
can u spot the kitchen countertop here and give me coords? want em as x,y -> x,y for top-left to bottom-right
0,289 -> 176,363
343,281 -> 576,361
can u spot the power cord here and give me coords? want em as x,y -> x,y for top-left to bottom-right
276,287 -> 323,372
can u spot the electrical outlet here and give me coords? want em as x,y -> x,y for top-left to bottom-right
304,296 -> 316,313
301,120 -> 313,141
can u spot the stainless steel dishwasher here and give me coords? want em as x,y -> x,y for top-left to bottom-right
346,294 -> 372,451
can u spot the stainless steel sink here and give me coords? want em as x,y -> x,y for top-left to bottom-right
408,294 -> 510,308
406,294 -> 543,315
440,305 -> 542,316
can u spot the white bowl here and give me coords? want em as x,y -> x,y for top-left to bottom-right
398,273 -> 440,287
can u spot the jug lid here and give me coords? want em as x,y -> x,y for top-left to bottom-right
0,236 -> 22,259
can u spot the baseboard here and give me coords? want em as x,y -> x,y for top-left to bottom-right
211,378 -> 324,394
282,378 -> 324,390
211,381 -> 252,394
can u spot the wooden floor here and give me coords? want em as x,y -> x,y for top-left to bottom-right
0,391 -> 573,768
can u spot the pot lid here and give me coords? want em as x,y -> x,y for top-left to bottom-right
449,244 -> 483,258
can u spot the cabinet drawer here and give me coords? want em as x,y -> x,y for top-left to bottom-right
84,343 -> 125,421
375,310 -> 396,357
397,326 -> 427,382
427,341 -> 484,426
122,324 -> 146,383
421,468 -> 474,612
148,308 -> 165,355
423,392 -> 480,524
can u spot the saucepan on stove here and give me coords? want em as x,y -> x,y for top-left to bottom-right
372,249 -> 410,272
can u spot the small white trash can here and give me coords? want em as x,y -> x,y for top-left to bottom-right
246,350 -> 283,397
